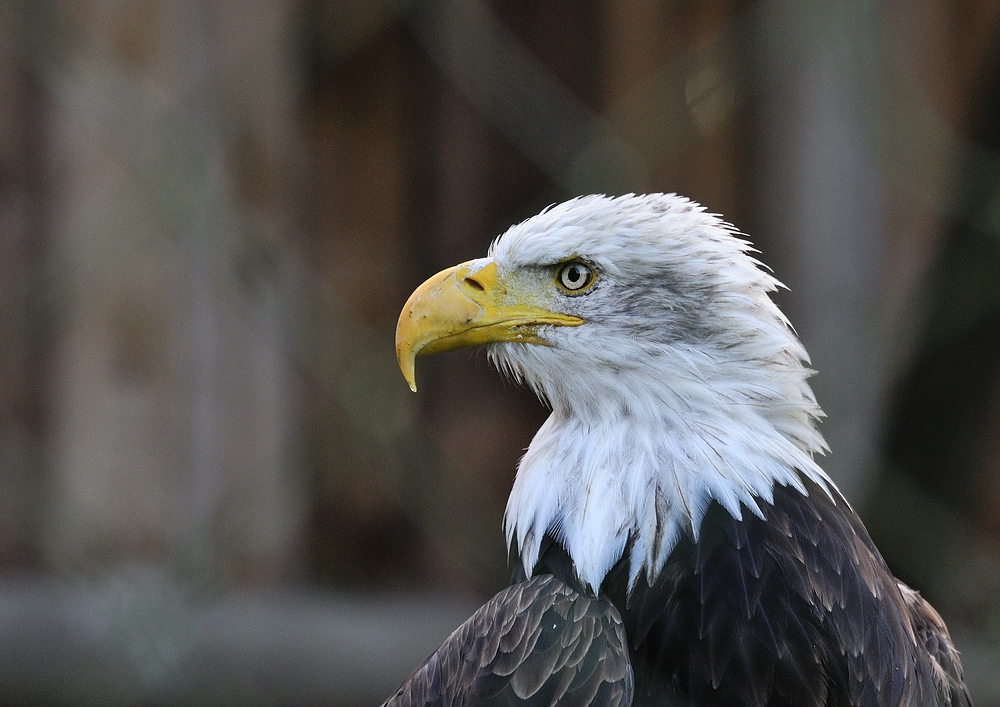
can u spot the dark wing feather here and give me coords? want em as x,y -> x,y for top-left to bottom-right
900,583 -> 973,707
382,574 -> 634,707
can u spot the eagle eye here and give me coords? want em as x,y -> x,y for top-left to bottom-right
556,261 -> 595,293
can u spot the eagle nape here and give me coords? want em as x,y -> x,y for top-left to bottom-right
384,194 -> 971,707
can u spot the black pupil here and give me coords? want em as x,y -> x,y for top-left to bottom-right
565,265 -> 584,286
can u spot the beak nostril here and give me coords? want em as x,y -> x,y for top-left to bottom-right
463,276 -> 486,293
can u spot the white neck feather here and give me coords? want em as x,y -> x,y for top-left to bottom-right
502,345 -> 832,594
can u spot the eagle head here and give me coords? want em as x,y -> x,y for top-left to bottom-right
396,194 -> 831,592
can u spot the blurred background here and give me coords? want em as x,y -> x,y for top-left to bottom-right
1,0 -> 999,704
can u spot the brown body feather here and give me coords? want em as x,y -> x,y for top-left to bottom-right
382,575 -> 633,707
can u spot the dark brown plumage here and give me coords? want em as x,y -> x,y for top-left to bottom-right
383,472 -> 971,706
382,574 -> 633,707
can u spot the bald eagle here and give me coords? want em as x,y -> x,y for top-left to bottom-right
386,194 -> 970,707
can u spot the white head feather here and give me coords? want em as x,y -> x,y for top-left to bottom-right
486,194 -> 832,593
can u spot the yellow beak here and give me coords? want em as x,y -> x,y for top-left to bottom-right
395,260 -> 583,391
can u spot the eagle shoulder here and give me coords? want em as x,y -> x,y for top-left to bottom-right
382,574 -> 634,707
